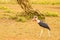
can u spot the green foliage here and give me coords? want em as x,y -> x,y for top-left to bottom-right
0,6 -> 8,10
4,10 -> 13,13
16,16 -> 27,22
44,11 -> 58,17
22,11 -> 45,21
51,2 -> 60,5
0,6 -> 59,22
0,0 -> 17,4
0,6 -> 14,13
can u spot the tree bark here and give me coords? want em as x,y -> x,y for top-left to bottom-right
17,0 -> 33,13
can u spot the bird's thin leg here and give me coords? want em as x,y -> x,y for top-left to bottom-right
48,30 -> 51,37
39,29 -> 43,37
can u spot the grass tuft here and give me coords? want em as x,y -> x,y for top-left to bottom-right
0,6 -> 8,10
0,6 -> 15,13
16,16 -> 26,22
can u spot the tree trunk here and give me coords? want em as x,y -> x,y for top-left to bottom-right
17,0 -> 33,13
17,0 -> 45,21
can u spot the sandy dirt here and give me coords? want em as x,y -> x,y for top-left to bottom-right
0,4 -> 60,40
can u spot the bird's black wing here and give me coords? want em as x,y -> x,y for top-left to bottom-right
38,21 -> 50,30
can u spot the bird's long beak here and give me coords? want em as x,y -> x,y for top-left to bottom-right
32,18 -> 35,21
32,16 -> 38,21
32,18 -> 36,21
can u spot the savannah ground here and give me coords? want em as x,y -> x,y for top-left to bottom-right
0,0 -> 60,40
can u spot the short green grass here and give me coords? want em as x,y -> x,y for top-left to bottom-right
44,11 -> 58,17
0,6 -> 14,13
31,0 -> 60,5
16,16 -> 27,22
0,0 -> 17,4
0,6 -> 59,22
0,6 -> 8,10
0,6 -> 27,22
30,0 -> 60,5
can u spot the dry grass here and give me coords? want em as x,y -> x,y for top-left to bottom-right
0,17 -> 60,40
0,2 -> 60,40
0,0 -> 60,5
